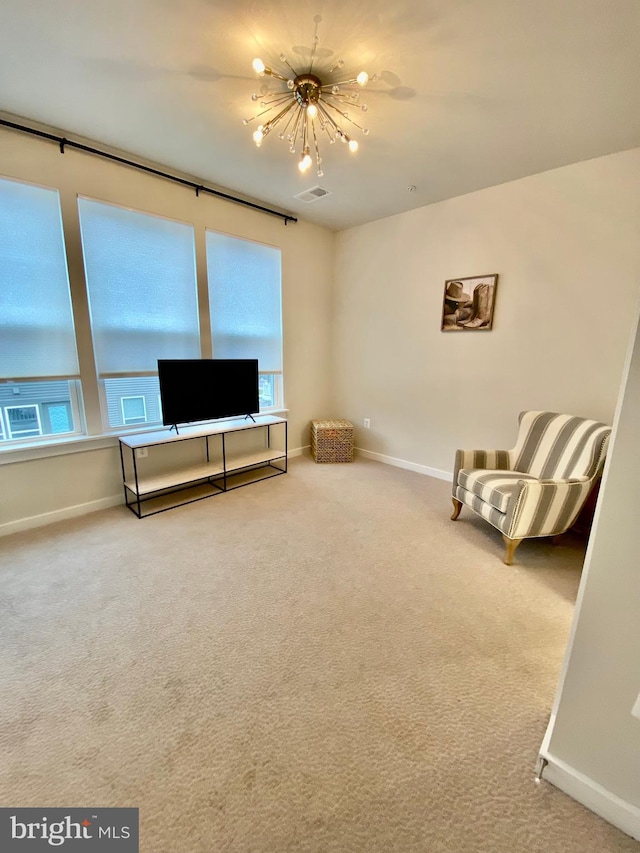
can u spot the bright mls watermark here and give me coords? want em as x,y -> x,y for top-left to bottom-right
0,809 -> 138,851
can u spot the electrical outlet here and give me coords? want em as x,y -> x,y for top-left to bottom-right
363,418 -> 371,429
135,447 -> 148,459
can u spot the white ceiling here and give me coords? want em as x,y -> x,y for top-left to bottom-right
1,0 -> 640,230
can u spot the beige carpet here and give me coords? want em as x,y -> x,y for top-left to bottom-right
0,456 -> 637,852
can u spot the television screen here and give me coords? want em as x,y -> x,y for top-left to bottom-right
158,359 -> 259,427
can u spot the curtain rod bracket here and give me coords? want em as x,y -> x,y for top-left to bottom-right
59,138 -> 67,154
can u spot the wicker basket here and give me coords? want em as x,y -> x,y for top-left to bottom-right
311,419 -> 354,463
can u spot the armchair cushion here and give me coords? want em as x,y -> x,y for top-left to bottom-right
457,469 -> 537,513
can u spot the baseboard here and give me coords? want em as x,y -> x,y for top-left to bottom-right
356,447 -> 452,482
0,446 -> 444,537
0,495 -> 123,538
539,751 -> 640,842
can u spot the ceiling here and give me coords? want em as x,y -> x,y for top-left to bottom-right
1,0 -> 640,230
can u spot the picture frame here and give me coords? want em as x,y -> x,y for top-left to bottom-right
441,274 -> 498,332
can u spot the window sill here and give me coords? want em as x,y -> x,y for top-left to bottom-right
0,408 -> 289,466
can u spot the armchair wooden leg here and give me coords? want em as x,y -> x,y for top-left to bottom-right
502,535 -> 523,566
451,498 -> 463,520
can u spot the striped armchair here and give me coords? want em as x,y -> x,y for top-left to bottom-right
451,411 -> 611,564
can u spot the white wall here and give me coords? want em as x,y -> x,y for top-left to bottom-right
333,148 -> 640,475
540,303 -> 640,838
0,123 -> 334,533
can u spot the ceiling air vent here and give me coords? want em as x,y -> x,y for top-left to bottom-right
294,185 -> 331,203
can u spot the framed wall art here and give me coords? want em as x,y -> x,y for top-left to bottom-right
441,274 -> 498,332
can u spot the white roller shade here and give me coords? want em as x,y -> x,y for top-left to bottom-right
78,198 -> 200,374
0,178 -> 79,379
206,232 -> 282,373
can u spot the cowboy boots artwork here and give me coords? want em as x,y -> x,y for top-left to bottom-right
461,283 -> 492,328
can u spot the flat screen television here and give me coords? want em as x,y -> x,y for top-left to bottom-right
158,359 -> 259,428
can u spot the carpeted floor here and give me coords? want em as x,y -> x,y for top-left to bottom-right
0,456 -> 638,852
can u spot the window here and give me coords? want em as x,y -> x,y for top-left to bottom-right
78,199 -> 200,429
121,395 -> 147,425
43,402 -> 73,434
104,377 -> 161,428
206,232 -> 283,409
0,177 -> 81,444
0,380 -> 80,444
1,177 -> 285,452
5,405 -> 42,439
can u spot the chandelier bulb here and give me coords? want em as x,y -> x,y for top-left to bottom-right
348,139 -> 359,153
317,169 -> 324,177
289,145 -> 296,153
242,119 -> 249,126
332,85 -> 340,95
361,104 -> 368,112
279,53 -> 286,62
252,58 -> 266,75
356,71 -> 369,86
307,103 -> 318,119
298,151 -> 313,172
287,79 -> 295,90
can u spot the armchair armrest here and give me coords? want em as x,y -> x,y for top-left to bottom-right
453,448 -> 511,489
506,476 -> 592,539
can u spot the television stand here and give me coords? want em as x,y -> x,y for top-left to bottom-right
119,415 -> 287,518
244,413 -> 256,422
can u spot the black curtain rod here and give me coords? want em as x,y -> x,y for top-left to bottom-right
0,118 -> 298,225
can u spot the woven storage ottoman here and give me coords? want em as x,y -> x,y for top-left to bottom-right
311,419 -> 354,463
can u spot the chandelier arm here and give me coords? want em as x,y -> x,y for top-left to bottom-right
258,92 -> 295,107
244,101 -> 291,125
316,103 -> 341,139
262,101 -> 298,133
280,106 -> 299,140
321,98 -> 367,133
308,16 -> 321,74
323,92 -> 361,105
311,120 -> 321,165
320,78 -> 359,88
264,70 -> 291,83
248,95 -> 294,120
280,56 -> 298,77
291,108 -> 304,150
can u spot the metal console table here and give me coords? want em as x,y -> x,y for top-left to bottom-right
119,415 -> 287,518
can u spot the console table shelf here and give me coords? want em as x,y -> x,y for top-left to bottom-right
119,415 -> 287,518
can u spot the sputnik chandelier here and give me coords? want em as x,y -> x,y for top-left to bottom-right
243,15 -> 374,177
